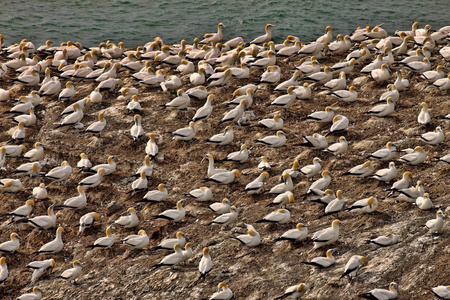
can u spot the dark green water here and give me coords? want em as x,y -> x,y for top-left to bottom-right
1,0 -> 449,47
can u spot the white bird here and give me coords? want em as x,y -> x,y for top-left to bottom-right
206,126 -> 234,146
340,255 -> 369,281
302,249 -> 336,268
60,97 -> 91,116
16,286 -> 43,300
234,228 -> 260,247
393,70 -> 409,92
198,247 -> 213,280
220,99 -> 248,124
269,173 -> 293,194
130,114 -> 144,141
187,186 -> 213,202
433,74 -> 450,91
267,191 -> 295,208
26,258 -> 55,283
85,112 -> 106,134
161,89 -> 190,110
210,282 -> 233,300
399,146 -> 427,165
369,142 -> 397,161
330,58 -> 356,74
78,212 -> 99,236
208,199 -> 231,215
34,227 -> 64,255
12,108 -> 36,127
324,71 -> 347,91
415,193 -> 433,210
372,162 -> 397,182
306,66 -> 332,84
371,63 -> 390,82
154,243 -> 183,269
403,57 -> 431,73
145,133 -> 159,159
419,126 -> 444,145
45,161 -> 72,181
58,81 -> 75,101
11,121 -> 26,141
395,180 -> 425,203
258,156 -> 271,171
193,95 -> 214,122
251,24 -> 274,44
27,205 -> 56,229
306,106 -> 335,123
122,230 -> 149,250
202,154 -> 227,178
323,190 -> 346,216
344,161 -> 374,178
139,184 -> 168,203
426,210 -> 445,234
90,156 -> 116,175
221,144 -> 249,163
86,226 -> 115,251
129,171 -> 148,193
190,68 -> 206,86
77,153 -> 92,170
312,219 -> 341,249
274,283 -> 307,300
0,233 -> 20,254
366,233 -> 399,247
300,157 -> 323,179
327,115 -> 349,136
325,136 -> 348,156
56,103 -> 83,128
389,171 -> 413,192
23,142 -> 44,161
0,179 -> 23,193
5,199 -> 34,223
257,113 -> 283,130
417,102 -> 431,126
420,65 -> 445,83
205,169 -> 241,185
359,282 -> 398,300
256,208 -> 291,224
155,199 -> 186,222
78,168 -> 105,188
209,206 -> 239,228
428,285 -> 450,299
14,162 -> 41,177
282,160 -> 300,179
172,121 -> 197,141
298,134 -> 328,149
114,208 -> 139,228
176,59 -> 195,75
208,69 -> 232,87
276,223 -> 308,242
345,196 -> 378,213
59,260 -> 83,284
201,23 -> 225,43
256,131 -> 286,148
275,71 -> 302,91
186,85 -> 207,100
155,231 -> 187,250
291,82 -> 311,100
135,155 -> 153,178
328,86 -> 358,103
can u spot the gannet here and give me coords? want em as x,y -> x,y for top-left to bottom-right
202,154 -> 227,177
176,59 -> 195,75
369,142 -> 397,161
346,196 -> 378,213
433,74 -> 450,91
123,230 -> 149,250
39,76 -> 61,96
327,115 -> 349,136
0,179 -> 23,193
340,255 -> 368,281
325,136 -> 348,156
219,144 -> 248,164
154,243 -> 183,268
282,160 -> 300,178
300,157 -> 323,179
426,210 -> 445,234
438,154 -> 450,164
415,193 -> 433,210
96,62 -> 120,82
86,225 -> 115,250
220,98 -> 248,124
14,162 -> 42,177
389,171 -> 413,191
0,233 -> 20,254
156,199 -> 186,222
139,184 -> 168,203
361,55 -> 384,73
85,112 -> 106,134
201,23 -> 225,44
234,228 -> 260,247
297,133 -> 328,149
269,173 -> 293,194
302,249 -> 336,268
90,156 -> 116,175
60,98 -> 91,117
0,89 -> 14,102
5,53 -> 27,70
256,131 -> 286,148
395,180 -> 425,202
322,190 -> 346,217
172,121 -> 197,141
317,25 -> 333,43
366,233 -> 399,247
129,114 -> 144,141
138,70 -> 164,86
0,147 -> 5,169
17,286 -> 43,300
275,71 -> 302,92
26,258 -> 55,283
114,207 -> 139,228
359,282 -> 398,300
161,89 -> 190,110
23,142 -> 44,161
331,59 -> 356,75
269,86 -> 296,108
5,199 -> 34,223
187,186 -> 213,202
145,133 -> 159,159
127,95 -> 141,114
118,87 -> 138,101
306,106 -> 335,123
420,65 -> 445,83
44,161 -> 72,181
417,102 -> 431,126
59,260 -> 83,284
312,219 -> 341,249
370,63 -> 390,83
229,62 -> 249,79
5,96 -> 32,114
256,208 -> 291,224
129,171 -> 148,194
258,156 -> 271,171
210,282 -> 233,300
186,85 -> 207,100
97,78 -> 123,92
58,81 -> 75,101
256,113 -> 283,130
193,95 -> 214,122
267,191 -> 295,208
428,285 -> 450,299
34,227 -> 64,255
10,121 -> 26,141
209,198 -> 231,215
274,283 -> 307,300
156,231 -> 187,250
27,204 -> 56,229
227,88 -> 255,107
198,246 -> 213,280
56,103 -> 83,128
189,68 -> 206,86
206,126 -> 234,146
372,162 -> 397,182
15,68 -> 39,86
323,71 -> 346,91
328,86 -> 358,103
399,146 -> 427,165
305,66 -> 332,84
403,57 -> 431,73
251,24 -> 274,44
204,169 -> 241,185
209,206 -> 239,229
135,155 -> 153,178
276,223 -> 308,242
208,69 -> 232,87
79,168 -> 105,188
343,161 -> 374,177
78,212 -> 99,236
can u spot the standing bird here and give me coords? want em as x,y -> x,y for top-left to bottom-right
251,24 -> 275,44
198,247 -> 213,280
425,210 -> 445,235
130,115 -> 144,141
145,133 -> 159,159
417,102 -> 431,126
0,257 -> 7,284
26,258 -> 56,283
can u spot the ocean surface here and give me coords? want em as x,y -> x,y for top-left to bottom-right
1,0 -> 449,48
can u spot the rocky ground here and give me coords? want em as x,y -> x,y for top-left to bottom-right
0,37 -> 449,299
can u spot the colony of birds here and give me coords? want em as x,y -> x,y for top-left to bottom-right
0,21 -> 449,299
